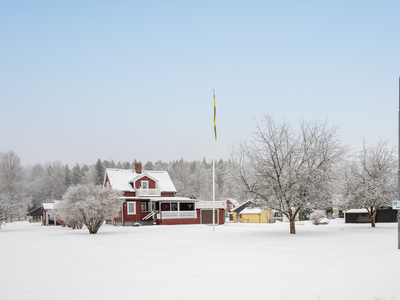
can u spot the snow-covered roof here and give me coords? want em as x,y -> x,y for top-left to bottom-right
105,168 -> 177,193
130,173 -> 159,184
240,207 -> 266,214
42,201 -> 60,211
226,198 -> 239,207
232,200 -> 252,212
42,203 -> 54,210
345,209 -> 369,214
149,197 -> 198,202
196,201 -> 226,209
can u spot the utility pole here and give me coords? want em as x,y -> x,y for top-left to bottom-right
398,76 -> 400,249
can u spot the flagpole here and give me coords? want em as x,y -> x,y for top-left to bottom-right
213,140 -> 215,231
213,89 -> 216,231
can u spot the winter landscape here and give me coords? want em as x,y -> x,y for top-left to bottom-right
1,219 -> 399,300
2,1 -> 400,300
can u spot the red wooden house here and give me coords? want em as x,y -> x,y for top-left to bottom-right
104,163 -> 225,226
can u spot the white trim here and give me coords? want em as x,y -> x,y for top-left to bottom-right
130,173 -> 159,184
127,202 -> 136,215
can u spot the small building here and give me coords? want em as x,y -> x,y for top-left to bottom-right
231,200 -> 291,223
196,201 -> 225,225
231,200 -> 252,222
345,208 -> 398,223
239,207 -> 274,223
27,207 -> 42,223
42,201 -> 61,226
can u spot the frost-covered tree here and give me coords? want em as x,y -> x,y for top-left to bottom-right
0,151 -> 29,221
342,140 -> 397,227
82,165 -> 97,185
71,163 -> 82,185
231,115 -> 346,234
54,197 -> 84,229
0,193 -> 13,227
64,164 -> 72,187
144,161 -> 154,170
24,161 -> 67,210
58,184 -> 123,234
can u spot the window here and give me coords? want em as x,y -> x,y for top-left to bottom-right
171,202 -> 178,211
236,213 -> 242,219
229,204 -> 233,210
141,181 -> 149,189
127,202 -> 136,215
161,202 -> 170,211
141,202 -> 148,212
179,202 -> 194,211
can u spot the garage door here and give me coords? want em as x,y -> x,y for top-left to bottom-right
201,210 -> 218,224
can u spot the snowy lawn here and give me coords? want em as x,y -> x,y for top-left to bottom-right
1,219 -> 399,300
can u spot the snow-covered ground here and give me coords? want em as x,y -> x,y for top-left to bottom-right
1,219 -> 399,300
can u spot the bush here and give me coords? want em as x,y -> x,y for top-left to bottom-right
55,184 -> 123,234
299,207 -> 313,221
309,210 -> 328,225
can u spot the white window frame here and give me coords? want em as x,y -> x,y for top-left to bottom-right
127,202 -> 136,215
141,181 -> 149,189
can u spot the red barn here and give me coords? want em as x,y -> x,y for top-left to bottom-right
104,163 -> 224,226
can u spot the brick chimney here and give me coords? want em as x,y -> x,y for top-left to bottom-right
135,163 -> 142,174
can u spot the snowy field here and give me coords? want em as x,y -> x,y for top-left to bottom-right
1,219 -> 400,300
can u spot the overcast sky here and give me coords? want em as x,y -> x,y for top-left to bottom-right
1,1 -> 399,167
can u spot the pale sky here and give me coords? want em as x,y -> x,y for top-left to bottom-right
1,1 -> 399,167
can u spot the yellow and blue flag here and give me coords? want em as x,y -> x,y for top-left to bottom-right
213,89 -> 217,141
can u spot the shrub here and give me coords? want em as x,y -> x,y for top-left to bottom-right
309,210 -> 327,225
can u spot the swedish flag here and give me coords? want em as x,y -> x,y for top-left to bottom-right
213,89 -> 217,141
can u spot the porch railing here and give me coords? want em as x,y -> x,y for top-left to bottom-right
143,211 -> 155,220
135,188 -> 161,196
157,211 -> 196,219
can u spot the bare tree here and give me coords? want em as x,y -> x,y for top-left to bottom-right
342,140 -> 397,227
230,115 -> 346,234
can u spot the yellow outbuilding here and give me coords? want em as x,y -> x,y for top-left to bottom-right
233,207 -> 275,223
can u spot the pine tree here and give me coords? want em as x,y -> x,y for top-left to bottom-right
144,161 -> 154,170
64,164 -> 72,187
94,159 -> 105,185
71,163 -> 82,185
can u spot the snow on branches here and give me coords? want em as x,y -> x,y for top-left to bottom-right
55,184 -> 123,234
341,140 -> 397,227
231,115 -> 346,234
0,151 -> 30,224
